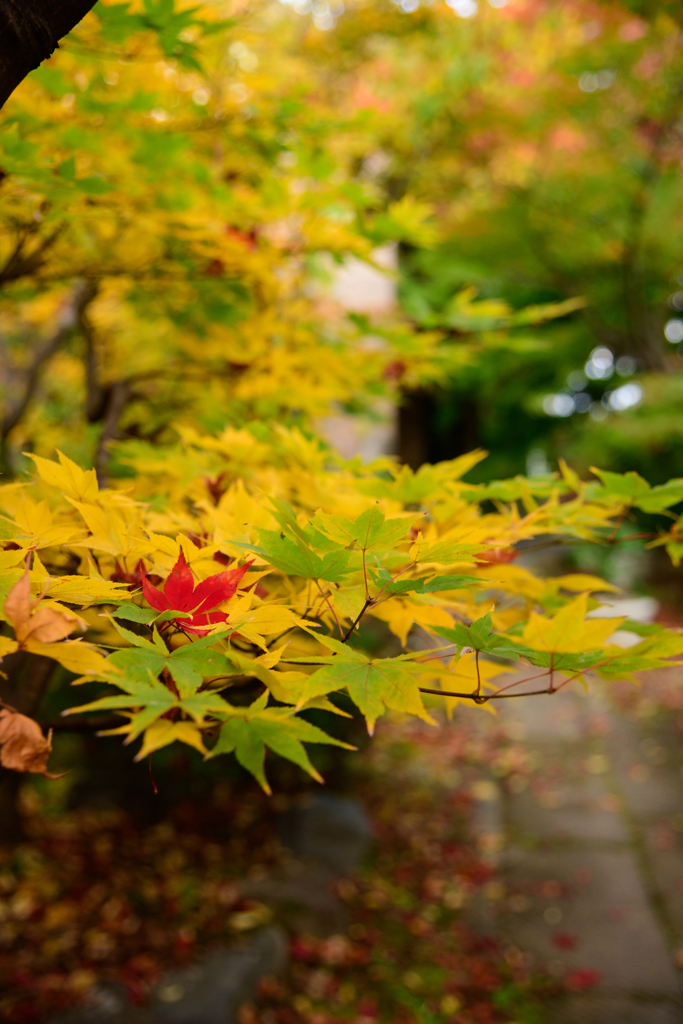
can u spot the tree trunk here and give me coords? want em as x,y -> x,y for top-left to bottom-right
398,388 -> 480,469
0,650 -> 57,845
0,0 -> 97,109
398,390 -> 433,471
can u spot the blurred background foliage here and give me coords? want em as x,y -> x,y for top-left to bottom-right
1,0 -> 682,487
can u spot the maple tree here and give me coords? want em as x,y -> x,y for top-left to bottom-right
1,445 -> 683,794
0,0 -> 683,805
0,0 -> 587,481
301,0 -> 683,476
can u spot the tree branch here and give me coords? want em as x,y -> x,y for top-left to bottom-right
0,0 -> 97,110
1,278 -> 97,443
94,382 -> 131,485
0,226 -> 62,285
81,304 -> 108,423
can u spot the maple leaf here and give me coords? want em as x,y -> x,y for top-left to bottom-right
520,594 -> 623,656
25,451 -> 99,504
0,709 -> 60,777
210,697 -> 355,793
141,550 -> 252,634
3,568 -> 86,645
288,636 -> 433,734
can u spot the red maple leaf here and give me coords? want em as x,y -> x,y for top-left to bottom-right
552,931 -> 578,950
565,968 -> 602,992
140,551 -> 252,634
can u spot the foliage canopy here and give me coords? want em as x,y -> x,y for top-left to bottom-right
1,0 -> 683,790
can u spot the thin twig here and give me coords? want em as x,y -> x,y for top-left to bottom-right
419,686 -> 554,703
342,599 -> 371,642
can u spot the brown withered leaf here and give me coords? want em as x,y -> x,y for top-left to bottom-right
4,568 -> 85,645
0,709 -> 60,776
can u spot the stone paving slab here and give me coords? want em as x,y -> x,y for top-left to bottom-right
641,831 -> 683,944
602,712 -> 683,820
482,676 -> 683,1013
493,682 -> 586,743
551,996 -> 683,1024
500,847 -> 681,993
506,777 -> 627,843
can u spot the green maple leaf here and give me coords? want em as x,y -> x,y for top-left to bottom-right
596,630 -> 683,679
313,506 -> 420,552
434,612 -> 527,658
241,529 -> 352,582
112,605 -> 158,625
369,569 -> 481,596
635,479 -> 683,513
65,673 -> 177,739
289,637 -> 432,734
177,690 -> 235,721
420,574 -> 482,593
520,650 -> 606,672
587,468 -> 651,505
98,620 -> 237,698
210,699 -> 353,792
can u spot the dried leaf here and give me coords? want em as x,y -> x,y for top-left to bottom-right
3,568 -> 85,645
0,709 -> 59,776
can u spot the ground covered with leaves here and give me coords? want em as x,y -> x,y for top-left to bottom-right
0,707 -> 568,1024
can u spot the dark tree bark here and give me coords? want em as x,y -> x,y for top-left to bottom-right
0,278 -> 96,476
0,650 -> 57,844
0,0 -> 97,109
94,379 -> 131,485
398,387 -> 479,469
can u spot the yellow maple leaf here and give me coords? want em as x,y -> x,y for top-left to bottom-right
230,604 -> 309,649
0,637 -> 19,659
551,573 -> 620,594
0,549 -> 27,570
24,639 -> 113,676
135,720 -> 208,761
254,642 -> 291,669
36,576 -> 130,605
26,451 -> 99,503
520,593 -> 624,654
369,597 -> 455,646
229,652 -> 310,704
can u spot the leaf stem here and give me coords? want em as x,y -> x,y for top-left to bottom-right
315,580 -> 343,638
554,658 -> 612,692
488,670 -> 554,695
371,560 -> 418,604
362,549 -> 369,600
607,506 -> 631,543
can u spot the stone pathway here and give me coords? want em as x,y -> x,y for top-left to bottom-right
475,677 -> 683,1022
